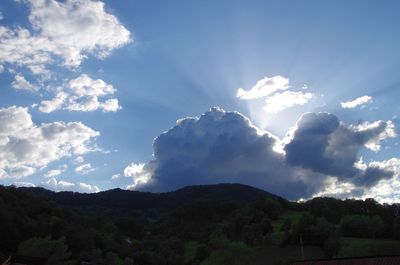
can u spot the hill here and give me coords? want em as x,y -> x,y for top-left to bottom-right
19,183 -> 282,218
1,184 -> 400,265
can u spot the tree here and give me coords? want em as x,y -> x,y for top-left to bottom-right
341,215 -> 384,238
17,237 -> 73,265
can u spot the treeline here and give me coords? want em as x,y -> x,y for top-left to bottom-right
1,185 -> 400,265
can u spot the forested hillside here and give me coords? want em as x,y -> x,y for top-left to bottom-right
1,184 -> 400,265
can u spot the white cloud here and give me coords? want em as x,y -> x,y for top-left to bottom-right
237,76 -> 313,113
75,163 -> 94,175
9,166 -> 37,178
39,74 -> 121,113
38,91 -> 68,113
341,95 -> 373,109
76,182 -> 100,193
44,177 -> 74,191
27,64 -> 49,75
352,120 -> 396,151
311,177 -> 357,199
44,178 -> 100,193
13,181 -> 36,188
360,158 -> 400,203
111,173 -> 121,180
44,164 -> 67,178
73,156 -> 84,164
237,75 -> 289,100
0,106 -> 99,179
0,0 -> 131,69
0,65 -> 4,73
11,74 -> 37,91
124,163 -> 152,190
263,91 -> 313,113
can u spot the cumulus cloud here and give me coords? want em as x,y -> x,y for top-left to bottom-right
11,74 -> 37,91
264,91 -> 313,113
0,106 -> 99,179
341,95 -> 373,109
237,75 -> 313,113
125,108 -> 322,199
351,120 -> 396,151
38,74 -> 120,113
124,163 -> 152,190
75,163 -> 94,175
13,181 -> 36,188
237,75 -> 289,99
0,0 -> 131,69
124,108 -> 398,201
284,112 -> 395,187
44,164 -> 67,178
44,177 -> 100,193
76,182 -> 100,193
363,158 -> 400,203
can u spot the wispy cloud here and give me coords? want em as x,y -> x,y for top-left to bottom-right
341,95 -> 373,109
237,75 -> 313,113
75,163 -> 94,175
237,75 -> 289,100
264,91 -> 313,113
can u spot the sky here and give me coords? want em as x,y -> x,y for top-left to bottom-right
0,0 -> 400,202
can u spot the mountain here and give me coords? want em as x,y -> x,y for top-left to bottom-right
19,183 -> 284,218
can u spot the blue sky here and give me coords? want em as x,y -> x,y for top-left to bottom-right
0,0 -> 399,201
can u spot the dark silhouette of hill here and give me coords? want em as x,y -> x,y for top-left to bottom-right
18,183 -> 283,217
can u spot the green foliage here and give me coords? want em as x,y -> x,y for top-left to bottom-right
292,213 -> 337,246
201,237 -> 256,265
255,198 -> 283,220
341,215 -> 384,238
2,185 -> 400,264
392,217 -> 400,239
338,237 -> 400,257
17,237 -> 73,265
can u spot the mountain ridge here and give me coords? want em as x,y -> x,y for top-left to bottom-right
14,183 -> 284,217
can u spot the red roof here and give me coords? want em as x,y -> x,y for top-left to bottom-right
292,256 -> 400,265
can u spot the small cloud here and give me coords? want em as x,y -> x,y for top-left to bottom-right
75,163 -> 94,175
38,74 -> 121,113
44,164 -> 68,178
111,173 -> 121,180
237,75 -> 289,100
124,163 -> 152,190
44,178 -> 99,193
352,120 -> 396,151
13,181 -> 36,188
76,182 -> 100,193
263,91 -> 312,113
0,65 -> 4,73
73,156 -> 85,164
237,75 -> 313,113
11,74 -> 37,92
44,178 -> 74,191
341,95 -> 373,109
